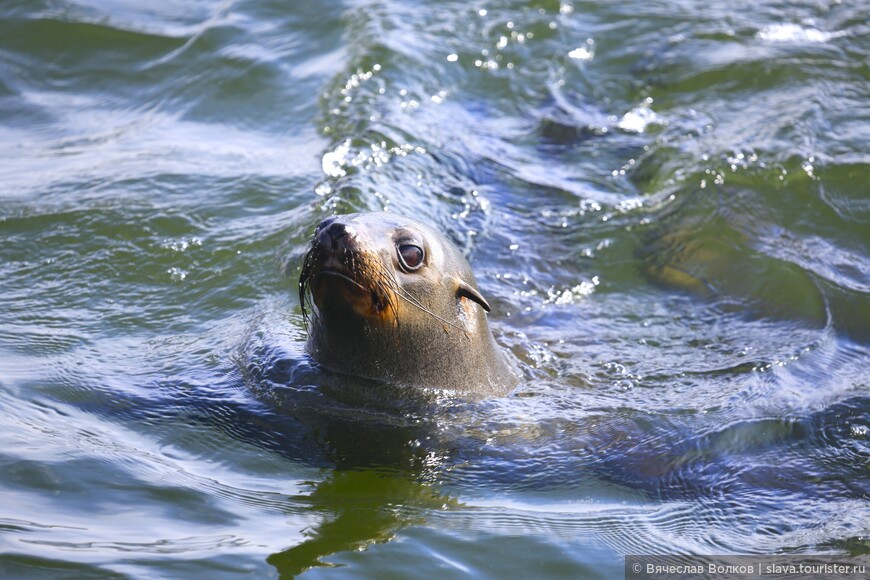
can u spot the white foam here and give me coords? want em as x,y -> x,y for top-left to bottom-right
617,106 -> 661,134
756,23 -> 835,43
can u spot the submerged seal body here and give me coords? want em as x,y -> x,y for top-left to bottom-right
299,212 -> 519,398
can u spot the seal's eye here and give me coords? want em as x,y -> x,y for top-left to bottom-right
397,244 -> 424,271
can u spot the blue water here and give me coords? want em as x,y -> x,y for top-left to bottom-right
1,0 -> 869,577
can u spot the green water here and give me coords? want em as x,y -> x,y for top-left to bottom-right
1,0 -> 869,577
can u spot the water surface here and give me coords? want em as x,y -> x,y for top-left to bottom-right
1,0 -> 869,577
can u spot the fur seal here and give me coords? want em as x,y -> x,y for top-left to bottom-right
299,212 -> 519,398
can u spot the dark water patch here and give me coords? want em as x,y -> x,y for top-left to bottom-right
0,553 -> 126,580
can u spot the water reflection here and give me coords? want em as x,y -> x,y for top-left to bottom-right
268,470 -> 455,577
235,332 -> 465,576
641,186 -> 870,342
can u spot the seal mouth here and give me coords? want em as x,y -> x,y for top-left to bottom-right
299,240 -> 398,324
314,268 -> 369,292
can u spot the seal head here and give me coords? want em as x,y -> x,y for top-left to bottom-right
299,212 -> 519,398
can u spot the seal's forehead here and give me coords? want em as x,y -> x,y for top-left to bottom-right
345,211 -> 432,232
343,212 -> 447,242
343,211 -> 450,265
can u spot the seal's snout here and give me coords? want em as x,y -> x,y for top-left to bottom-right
316,218 -> 349,249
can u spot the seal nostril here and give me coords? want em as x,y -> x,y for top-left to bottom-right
326,222 -> 348,240
317,220 -> 352,249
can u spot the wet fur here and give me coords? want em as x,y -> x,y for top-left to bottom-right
296,212 -> 519,397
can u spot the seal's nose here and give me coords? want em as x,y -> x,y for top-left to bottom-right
316,216 -> 337,232
317,218 -> 352,249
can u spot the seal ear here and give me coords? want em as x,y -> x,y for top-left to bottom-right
456,280 -> 491,313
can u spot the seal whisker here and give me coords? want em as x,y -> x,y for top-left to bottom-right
298,243 -> 318,325
382,271 -> 468,334
372,259 -> 401,327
